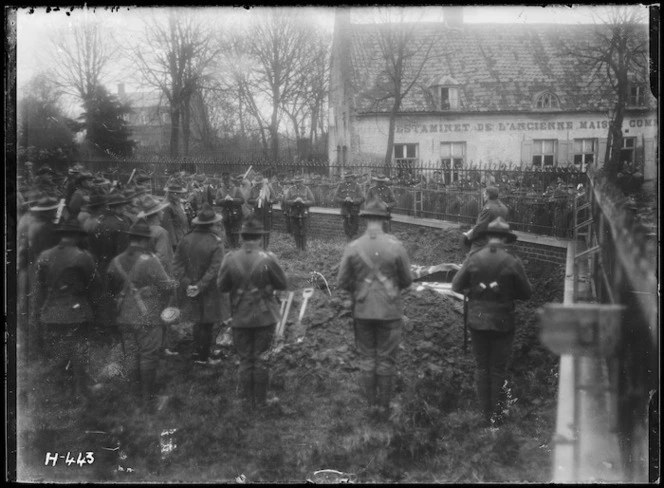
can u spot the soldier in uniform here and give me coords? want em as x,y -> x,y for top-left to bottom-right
33,165 -> 60,199
247,173 -> 277,250
18,196 -> 61,362
173,204 -> 226,366
336,199 -> 413,420
216,216 -> 288,409
136,195 -> 173,276
66,171 -> 95,220
452,218 -> 532,426
107,219 -> 178,411
160,182 -> 190,252
333,171 -> 366,241
188,174 -> 214,216
366,175 -> 397,233
462,186 -> 509,254
89,193 -> 133,269
216,174 -> 246,249
284,175 -> 315,251
79,192 -> 108,233
34,217 -> 103,401
280,177 -> 294,235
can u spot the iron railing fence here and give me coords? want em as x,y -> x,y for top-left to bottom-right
77,158 -> 586,238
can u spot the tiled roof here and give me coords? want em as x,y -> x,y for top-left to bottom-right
347,22 -> 653,113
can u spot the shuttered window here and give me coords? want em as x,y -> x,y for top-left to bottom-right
394,143 -> 418,177
573,138 -> 596,172
440,142 -> 465,183
532,139 -> 557,167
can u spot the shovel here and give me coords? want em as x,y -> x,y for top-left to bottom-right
295,288 -> 315,342
272,291 -> 294,354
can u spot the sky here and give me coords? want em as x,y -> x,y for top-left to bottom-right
12,5 -> 651,114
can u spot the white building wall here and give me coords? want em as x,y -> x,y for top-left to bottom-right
349,112 -> 657,176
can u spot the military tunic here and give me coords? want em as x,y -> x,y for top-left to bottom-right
284,185 -> 315,251
215,184 -> 245,249
247,182 -> 277,250
466,198 -> 509,253
333,180 -> 365,239
161,198 -> 189,251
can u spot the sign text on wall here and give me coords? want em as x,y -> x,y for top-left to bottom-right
393,118 -> 656,134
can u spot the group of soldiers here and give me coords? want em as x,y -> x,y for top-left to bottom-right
17,158 -> 532,431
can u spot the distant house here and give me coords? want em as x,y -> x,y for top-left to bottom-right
117,83 -> 171,153
328,8 -> 657,182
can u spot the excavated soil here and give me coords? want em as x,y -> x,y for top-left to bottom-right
17,227 -> 564,483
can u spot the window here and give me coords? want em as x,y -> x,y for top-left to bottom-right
628,85 -> 646,106
574,138 -> 596,171
534,92 -> 560,110
440,142 -> 466,183
440,87 -> 459,110
620,137 -> 637,171
394,143 -> 418,177
532,139 -> 557,167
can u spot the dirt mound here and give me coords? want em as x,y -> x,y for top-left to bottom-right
19,229 -> 564,483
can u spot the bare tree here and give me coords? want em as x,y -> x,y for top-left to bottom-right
560,6 -> 649,182
50,19 -> 117,102
362,8 -> 443,172
133,9 -> 220,157
245,9 -> 317,161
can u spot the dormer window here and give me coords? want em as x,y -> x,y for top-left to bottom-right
430,75 -> 460,111
628,85 -> 646,106
534,92 -> 560,110
440,87 -> 459,110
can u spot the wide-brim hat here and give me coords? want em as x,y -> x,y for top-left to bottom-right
77,172 -> 95,181
342,171 -> 356,178
136,195 -> 169,218
292,175 -> 305,183
360,199 -> 391,220
234,174 -> 245,182
107,192 -> 134,207
165,183 -> 187,193
194,174 -> 206,183
235,216 -> 267,235
55,217 -> 87,235
372,175 -> 389,182
68,163 -> 85,175
124,218 -> 152,238
474,217 -> 517,243
31,196 -> 61,211
92,176 -> 111,186
191,203 -> 222,225
36,165 -> 56,176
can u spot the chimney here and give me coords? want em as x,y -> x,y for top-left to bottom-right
443,7 -> 463,27
117,83 -> 125,97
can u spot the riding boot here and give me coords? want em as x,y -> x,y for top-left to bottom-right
376,375 -> 393,420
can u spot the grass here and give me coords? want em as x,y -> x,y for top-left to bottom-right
17,231 -> 562,483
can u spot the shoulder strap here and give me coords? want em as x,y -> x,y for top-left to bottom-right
231,252 -> 268,307
114,254 -> 149,314
355,245 -> 397,299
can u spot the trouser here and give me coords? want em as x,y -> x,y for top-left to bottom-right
42,323 -> 91,399
223,211 -> 242,249
232,325 -> 275,406
284,211 -> 292,234
353,318 -> 402,376
342,213 -> 360,240
291,215 -> 308,251
119,323 -> 164,404
470,328 -> 515,420
354,318 -> 402,412
193,322 -> 214,361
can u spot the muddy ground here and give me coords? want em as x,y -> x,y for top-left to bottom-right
16,227 -> 564,483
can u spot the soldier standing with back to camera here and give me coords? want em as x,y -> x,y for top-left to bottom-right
366,174 -> 397,233
216,173 -> 246,249
336,199 -> 413,421
161,182 -> 190,252
173,204 -> 226,366
334,171 -> 365,240
216,216 -> 288,409
284,175 -> 315,251
34,217 -> 103,402
107,219 -> 178,412
452,217 -> 532,426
